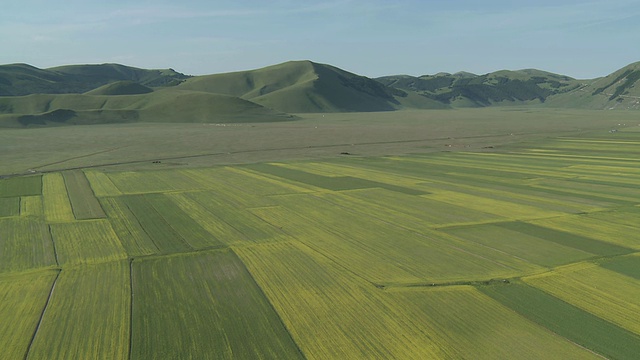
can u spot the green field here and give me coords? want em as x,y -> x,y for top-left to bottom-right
1,109 -> 640,358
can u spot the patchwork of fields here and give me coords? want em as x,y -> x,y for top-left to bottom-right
1,128 -> 640,359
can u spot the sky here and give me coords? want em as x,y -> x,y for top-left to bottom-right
2,0 -> 640,79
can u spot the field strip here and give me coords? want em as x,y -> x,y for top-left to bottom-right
524,263 -> 640,335
479,281 -> 640,360
98,197 -> 159,256
0,270 -> 58,360
62,171 -> 106,220
312,192 -> 543,277
236,241 -> 600,359
26,262 -> 130,360
84,171 -> 122,197
49,220 -> 128,266
0,175 -> 42,198
130,249 -> 303,359
599,253 -> 640,280
0,217 -> 57,273
42,173 -> 74,223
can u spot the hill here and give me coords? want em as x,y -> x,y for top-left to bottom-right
0,89 -> 294,127
377,70 -> 580,107
176,60 -> 446,112
0,63 -> 189,96
85,81 -> 154,95
544,61 -> 640,110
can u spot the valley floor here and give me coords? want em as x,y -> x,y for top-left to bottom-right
1,108 -> 640,359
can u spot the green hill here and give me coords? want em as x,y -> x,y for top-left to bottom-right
85,81 -> 154,95
545,61 -> 640,110
177,60 -> 446,112
377,70 -> 580,107
0,89 -> 294,127
0,63 -> 189,96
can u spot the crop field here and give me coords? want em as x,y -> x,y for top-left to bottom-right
62,170 -> 106,220
1,117 -> 640,358
131,250 -> 302,359
26,261 -> 130,360
0,271 -> 58,360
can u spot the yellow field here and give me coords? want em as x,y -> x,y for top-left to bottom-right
84,171 -> 122,197
20,196 -> 43,218
49,220 -> 127,266
42,173 -> 74,223
236,241 -> 599,359
235,241 -> 445,359
525,262 -> 640,335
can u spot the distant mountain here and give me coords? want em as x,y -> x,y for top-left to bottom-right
0,63 -> 189,96
544,61 -> 640,110
176,60 -> 446,112
1,59 -> 640,127
377,69 -> 580,107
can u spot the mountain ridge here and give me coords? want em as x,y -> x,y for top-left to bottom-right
1,60 -> 640,127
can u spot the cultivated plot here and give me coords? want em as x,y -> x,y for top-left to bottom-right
131,250 -> 303,359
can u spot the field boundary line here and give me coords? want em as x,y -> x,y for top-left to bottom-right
122,202 -> 161,254
128,258 -> 134,360
230,248 -> 308,360
47,225 -> 59,266
24,269 -> 61,360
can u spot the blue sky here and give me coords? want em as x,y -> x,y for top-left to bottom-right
2,0 -> 640,78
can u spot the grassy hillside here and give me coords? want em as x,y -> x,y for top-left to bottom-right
0,89 -> 294,127
0,63 -> 189,96
177,60 -> 446,112
545,61 -> 640,110
378,69 -> 580,107
85,81 -> 153,95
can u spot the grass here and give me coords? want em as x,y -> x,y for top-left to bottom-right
131,249 -> 303,359
27,262 -> 130,360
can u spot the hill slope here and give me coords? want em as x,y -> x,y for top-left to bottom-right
0,63 -> 189,96
377,70 -> 580,107
177,60 -> 446,112
0,89 -> 293,127
545,61 -> 640,110
85,81 -> 154,96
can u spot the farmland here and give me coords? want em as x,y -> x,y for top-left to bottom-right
1,109 -> 640,358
